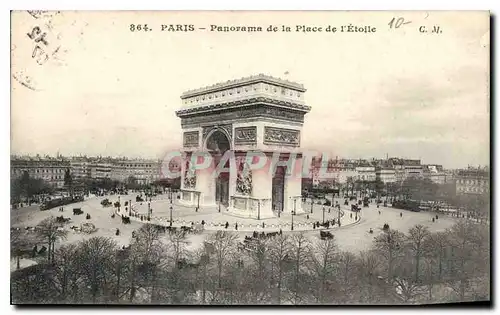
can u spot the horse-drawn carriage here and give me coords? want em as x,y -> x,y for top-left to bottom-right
121,216 -> 131,224
56,215 -> 71,224
320,230 -> 334,240
73,208 -> 83,215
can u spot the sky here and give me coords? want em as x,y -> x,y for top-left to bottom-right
11,11 -> 490,169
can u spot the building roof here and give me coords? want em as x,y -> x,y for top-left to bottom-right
457,168 -> 489,178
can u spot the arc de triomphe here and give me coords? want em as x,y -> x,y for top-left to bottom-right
175,74 -> 311,219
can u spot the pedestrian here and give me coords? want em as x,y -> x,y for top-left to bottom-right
436,215 -> 439,220
350,213 -> 353,218
378,210 -> 381,215
307,214 -> 309,220
225,222 -> 229,229
201,220 -> 205,225
313,223 -> 316,229
400,212 -> 403,218
262,222 -> 265,229
279,228 -> 282,235
235,223 -> 238,231
328,208 -> 331,213
432,217 -> 435,223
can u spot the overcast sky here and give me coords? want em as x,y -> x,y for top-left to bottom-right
11,11 -> 490,169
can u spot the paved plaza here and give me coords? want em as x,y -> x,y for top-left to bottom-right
121,196 -> 357,232
11,192 -> 458,255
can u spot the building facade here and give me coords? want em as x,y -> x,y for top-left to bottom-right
11,156 -> 70,188
403,159 -> 423,179
376,167 -> 396,183
70,157 -> 90,180
455,167 -> 489,195
111,159 -> 161,185
355,165 -> 376,182
423,164 -> 446,184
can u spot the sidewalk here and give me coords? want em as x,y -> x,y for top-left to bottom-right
116,199 -> 362,232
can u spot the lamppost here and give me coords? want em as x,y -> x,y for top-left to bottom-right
291,196 -> 297,231
129,200 -> 132,217
258,199 -> 261,220
338,202 -> 341,226
169,199 -> 173,227
147,201 -> 151,221
196,192 -> 200,212
310,195 -> 314,213
322,206 -> 326,224
218,182 -> 221,213
332,191 -> 335,209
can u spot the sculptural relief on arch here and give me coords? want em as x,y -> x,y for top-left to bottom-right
175,74 -> 311,219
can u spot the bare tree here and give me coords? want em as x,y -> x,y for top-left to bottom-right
268,234 -> 292,304
77,236 -> 118,303
336,251 -> 358,303
36,216 -> 68,264
373,229 -> 406,301
421,256 -> 436,302
309,236 -> 338,303
243,236 -> 272,302
207,230 -> 238,290
406,224 -> 431,282
445,220 -> 487,301
392,251 -> 425,303
374,229 -> 405,280
11,229 -> 36,270
131,224 -> 169,303
425,231 -> 449,281
289,233 -> 312,304
52,243 -> 81,302
112,245 -> 132,302
192,244 -> 215,304
168,230 -> 190,266
356,250 -> 383,303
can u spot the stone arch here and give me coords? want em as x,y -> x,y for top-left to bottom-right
204,127 -> 232,153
